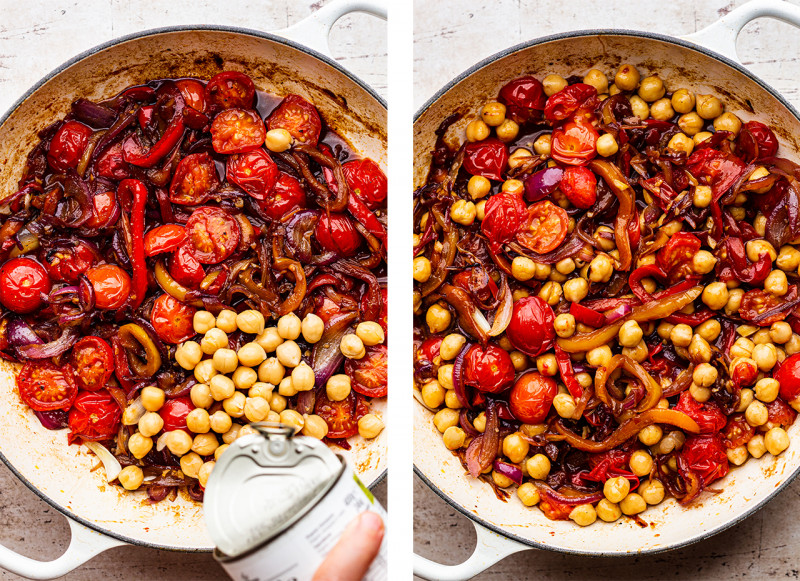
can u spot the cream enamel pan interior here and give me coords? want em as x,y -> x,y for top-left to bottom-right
0,26 -> 386,552
414,31 -> 800,555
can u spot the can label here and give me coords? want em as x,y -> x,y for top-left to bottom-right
216,466 -> 387,581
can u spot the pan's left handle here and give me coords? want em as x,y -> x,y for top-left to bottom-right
0,516 -> 124,580
274,0 -> 387,60
413,520 -> 529,581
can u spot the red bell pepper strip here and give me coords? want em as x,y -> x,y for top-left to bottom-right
119,179 -> 148,310
347,193 -> 387,246
665,308 -> 716,327
718,236 -> 771,285
570,302 -> 606,328
307,273 -> 342,294
628,264 -> 667,303
122,85 -> 156,102
111,334 -> 135,394
554,344 -> 583,400
122,85 -> 185,168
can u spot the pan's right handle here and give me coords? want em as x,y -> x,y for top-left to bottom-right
413,520 -> 529,581
683,0 -> 800,63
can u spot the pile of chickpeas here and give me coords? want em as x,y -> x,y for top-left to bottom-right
415,62 -> 798,526
116,308 -> 386,492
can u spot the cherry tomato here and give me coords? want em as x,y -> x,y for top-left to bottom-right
544,83 -> 598,123
516,200 -> 569,254
736,120 -> 779,163
766,398 -> 797,427
151,294 -> 197,344
256,173 -> 307,220
315,391 -> 369,439
498,76 -> 547,124
776,353 -> 800,406
169,152 -> 220,205
342,159 -> 387,210
721,414 -> 755,449
84,189 -> 118,229
345,344 -> 387,398
463,138 -> 508,181
226,149 -> 278,201
315,296 -> 345,326
144,224 -> 188,257
463,344 -> 515,394
159,396 -> 196,432
509,371 -> 557,423
675,391 -> 726,434
657,232 -> 701,282
415,337 -> 443,368
481,192 -> 527,252
17,361 -> 78,411
185,207 -> 242,264
70,337 -> 115,391
686,149 -> 745,199
204,71 -> 255,111
0,257 -> 51,314
739,288 -> 793,326
94,142 -> 131,180
210,108 -> 266,155
170,242 -> 206,288
267,94 -> 323,146
176,79 -> 207,112
315,213 -> 361,257
679,434 -> 729,485
86,264 -> 131,310
559,166 -> 597,209
44,241 -> 98,284
47,120 -> 93,172
551,119 -> 598,166
506,296 -> 555,357
68,391 -> 121,442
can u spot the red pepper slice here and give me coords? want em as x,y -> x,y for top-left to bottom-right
119,179 -> 148,310
628,264 -> 667,303
665,308 -> 716,327
111,335 -> 134,393
307,273 -> 342,294
554,344 -> 583,400
569,302 -> 606,328
347,193 -> 386,246
122,85 -> 186,168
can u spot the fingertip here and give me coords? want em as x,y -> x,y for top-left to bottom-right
356,511 -> 385,538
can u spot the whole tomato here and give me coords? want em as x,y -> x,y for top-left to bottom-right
159,396 -> 196,432
551,119 -> 598,166
509,371 -> 557,423
544,83 -> 598,123
559,166 -> 597,209
498,76 -> 547,124
679,434 -> 729,485
766,398 -> 797,427
505,296 -> 555,357
47,121 -> 93,172
257,173 -> 307,220
463,344 -> 515,394
776,353 -> 800,407
315,213 -> 361,257
226,149 -> 279,201
480,192 -> 527,252
342,159 -> 387,210
463,138 -> 508,181
736,120 -> 779,162
674,391 -> 726,434
0,257 -> 51,314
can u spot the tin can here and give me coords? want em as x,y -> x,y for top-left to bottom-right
204,423 -> 387,581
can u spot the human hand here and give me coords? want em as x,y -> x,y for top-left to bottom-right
312,511 -> 385,581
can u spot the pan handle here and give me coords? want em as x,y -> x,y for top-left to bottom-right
683,0 -> 800,63
0,516 -> 123,579
274,0 -> 387,59
413,519 -> 529,581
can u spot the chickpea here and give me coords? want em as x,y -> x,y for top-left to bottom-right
637,479 -> 665,506
472,412 -> 487,433
140,386 -> 165,412
614,64 -> 640,91
193,311 -> 216,334
538,281 -> 562,306
259,357 -> 285,385
272,314 -> 301,342
638,75 -> 665,102
212,348 -> 238,374
209,410 -> 233,434
358,414 -> 384,439
118,465 -> 144,491
596,134 -> 619,157
629,450 -> 653,477
326,374 -> 352,402
340,334 -> 366,360
770,322 -> 793,344
411,256 -> 433,285
302,414 -> 329,439
787,334 -> 800,356
209,374 -> 235,401
695,319 -> 721,343
694,131 -> 713,145
275,340 -> 301,368
745,400 -> 769,426
192,433 -> 219,456
689,383 -> 711,403
511,256 -> 536,282
421,380 -> 445,409
586,345 -> 613,368
475,200 -> 487,221
748,434 -> 767,458
722,444 -> 748,467
688,334 -> 713,363
711,111 -> 741,135
580,69 -> 607,94
214,310 -> 237,334
165,430 -> 193,456
222,424 -> 242,444
553,393 -> 577,418
563,277 -> 589,302
629,95 -> 649,119
696,94 -> 724,119
481,101 -> 506,127
542,74 -> 568,96
241,396 -> 269,423
445,389 -> 462,409
752,343 -> 778,372
554,314 -> 576,338
748,240 -> 778,264
501,432 -> 529,464
465,119 -> 490,142
777,245 -> 800,271
440,334 -> 466,361
691,249 -> 716,275
526,454 -> 551,480
201,328 -> 228,355
438,364 -> 455,390
128,432 -> 153,459
670,324 -> 693,348
690,363 -> 716,388
508,148 -> 533,169
639,424 -> 663,446
223,392 -> 246,418
265,128 -> 292,152
529,134 -> 550,157
678,112 -> 704,136
231,367 -> 256,392
649,98 -> 674,121
190,383 -> 214,409
595,498 -> 622,522
603,476 -> 631,504
180,452 -> 203,479
496,119 -> 520,143
618,320 -> 643,348
657,322 -> 675,340
668,133 -> 694,155
138,412 -> 164,438
197,461 -> 215,488
175,341 -> 203,370
588,254 -> 614,283
765,427 -> 790,455
491,470 -> 513,488
725,289 -> 746,316
764,269 -> 788,296
467,175 -> 492,200
592,225 -> 615,251
443,426 -> 466,450
692,184 -> 712,209
185,408 -> 211,434
702,282 -> 729,311
623,340 -> 649,363
669,88 -> 695,114
517,482 -> 541,507
569,504 -> 597,527
255,327 -> 284,353
280,409 -> 305,430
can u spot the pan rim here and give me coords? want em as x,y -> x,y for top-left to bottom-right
0,23 -> 386,553
413,27 -> 800,557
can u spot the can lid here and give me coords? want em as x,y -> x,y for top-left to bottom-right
203,423 -> 343,557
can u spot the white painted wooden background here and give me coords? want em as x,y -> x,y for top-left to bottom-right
0,1 -> 385,580
413,0 -> 800,579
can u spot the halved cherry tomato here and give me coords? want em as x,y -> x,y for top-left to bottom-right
169,152 -> 220,205
345,344 -> 387,398
94,142 -> 131,180
739,288 -> 795,326
506,296 -> 555,357
481,192 -> 527,252
551,119 -> 598,166
86,264 -> 131,310
68,391 -> 121,442
44,241 -> 98,284
736,120 -> 779,162
675,391 -> 726,434
516,200 -> 569,254
342,159 -> 388,210
226,149 -> 278,201
0,257 -> 51,314
144,225 -> 186,257
315,391 -> 369,439
176,79 -> 207,112
721,414 -> 755,449
204,71 -> 255,111
267,94 -> 322,146
151,294 -> 197,344
463,344 -> 515,394
170,242 -> 206,288
657,232 -> 701,283
159,396 -> 196,432
498,76 -> 547,124
84,189 -> 118,229
544,83 -> 598,123
185,207 -> 242,264
315,213 -> 361,257
766,398 -> 797,427
776,353 -> 800,406
559,166 -> 597,209
17,362 -> 78,412
256,173 -> 307,220
509,371 -> 557,423
415,337 -> 443,368
47,120 -> 93,172
70,337 -> 115,391
679,434 -> 729,485
210,109 -> 266,154
463,138 -> 508,181
686,149 -> 745,200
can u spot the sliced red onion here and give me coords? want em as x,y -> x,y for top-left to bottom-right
605,303 -> 633,323
7,318 -> 44,348
16,327 -> 79,359
34,409 -> 69,430
284,210 -> 319,263
452,342 -> 472,409
311,311 -> 358,388
78,275 -> 96,311
537,483 -> 605,506
488,274 -> 513,337
459,408 -> 479,438
493,459 -> 523,485
296,388 -> 318,415
466,400 -> 499,478
71,98 -> 117,129
524,167 -> 563,202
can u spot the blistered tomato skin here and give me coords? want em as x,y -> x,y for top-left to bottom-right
0,258 -> 51,314
160,397 -> 196,433
481,192 -> 527,252
776,354 -> 800,406
47,121 -> 93,172
509,372 -> 557,423
85,264 -> 131,310
505,296 -> 556,357
499,76 -> 547,123
315,213 -> 361,257
463,138 -> 508,181
257,173 -> 307,220
463,344 -> 516,394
